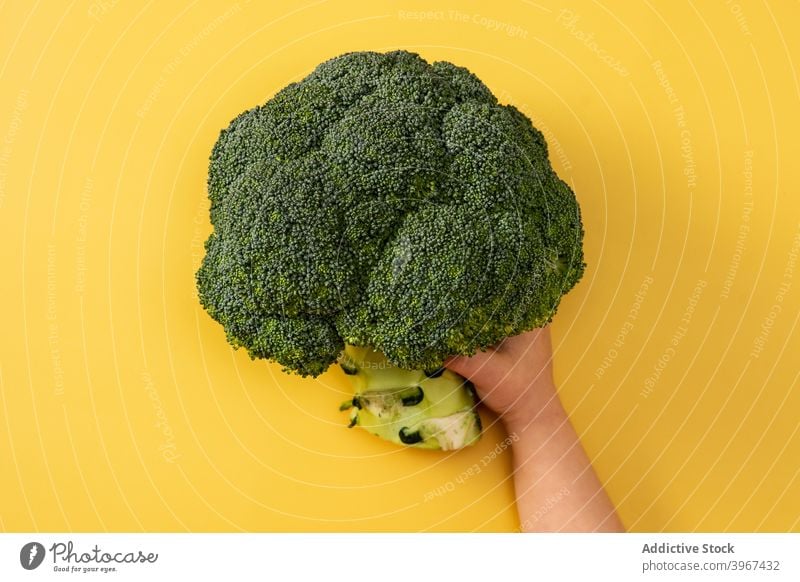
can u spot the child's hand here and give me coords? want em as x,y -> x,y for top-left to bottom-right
445,327 -> 561,429
446,326 -> 624,532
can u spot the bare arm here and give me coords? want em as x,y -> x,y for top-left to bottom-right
446,327 -> 623,532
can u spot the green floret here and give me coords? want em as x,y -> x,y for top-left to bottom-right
196,50 -> 585,449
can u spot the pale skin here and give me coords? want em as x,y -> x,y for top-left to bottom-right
446,327 -> 624,532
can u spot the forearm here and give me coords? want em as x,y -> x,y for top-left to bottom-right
505,397 -> 624,532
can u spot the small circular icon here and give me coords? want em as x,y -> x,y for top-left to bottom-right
20,542 -> 45,570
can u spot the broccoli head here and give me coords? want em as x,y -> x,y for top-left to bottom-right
197,50 -> 585,450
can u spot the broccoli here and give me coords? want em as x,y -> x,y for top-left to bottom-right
196,50 -> 585,450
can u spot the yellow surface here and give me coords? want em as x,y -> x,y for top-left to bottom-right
0,0 -> 798,532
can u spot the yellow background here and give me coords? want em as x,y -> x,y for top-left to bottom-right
1,0 -> 798,532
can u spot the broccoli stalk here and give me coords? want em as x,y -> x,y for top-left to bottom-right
338,345 -> 481,450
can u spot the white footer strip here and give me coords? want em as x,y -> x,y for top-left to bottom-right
1,533 -> 797,581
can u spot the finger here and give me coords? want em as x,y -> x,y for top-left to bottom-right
444,349 -> 508,386
500,326 -> 551,359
